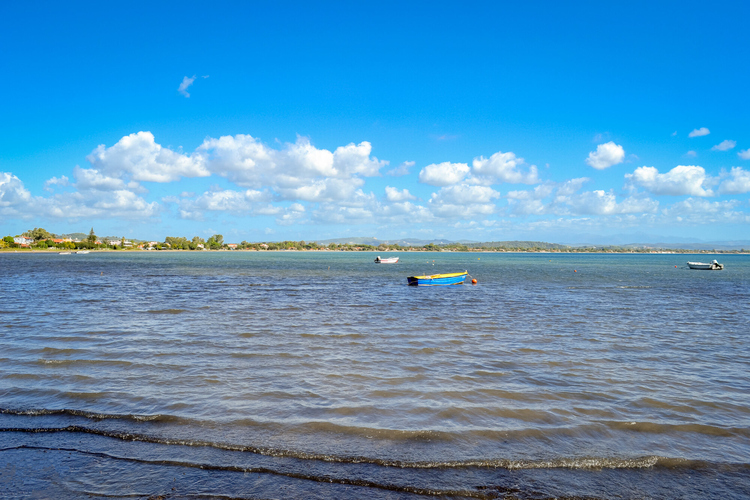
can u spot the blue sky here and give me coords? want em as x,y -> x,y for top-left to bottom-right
1,1 -> 749,244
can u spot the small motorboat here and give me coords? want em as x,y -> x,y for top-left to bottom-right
374,256 -> 399,264
76,250 -> 91,254
58,252 -> 72,255
407,271 -> 468,286
687,260 -> 724,270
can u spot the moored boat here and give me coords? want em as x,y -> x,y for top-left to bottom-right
687,260 -> 723,270
407,271 -> 468,286
76,250 -> 90,254
374,256 -> 399,264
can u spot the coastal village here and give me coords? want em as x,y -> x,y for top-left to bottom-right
1,227 -> 747,254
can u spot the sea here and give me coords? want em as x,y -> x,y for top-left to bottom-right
1,251 -> 748,499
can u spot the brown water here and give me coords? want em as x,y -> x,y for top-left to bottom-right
1,251 -> 749,499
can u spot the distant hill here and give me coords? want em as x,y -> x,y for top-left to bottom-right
315,237 -> 477,246
465,241 -> 571,250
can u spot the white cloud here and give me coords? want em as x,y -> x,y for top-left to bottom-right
175,188 -> 277,220
73,166 -> 130,191
276,177 -> 365,202
712,140 -> 736,151
739,149 -> 750,160
558,190 -> 658,215
198,134 -> 274,188
42,189 -> 160,219
506,183 -> 557,215
688,127 -> 710,138
384,186 -> 416,202
585,142 -> 625,170
662,198 -> 749,225
198,135 -> 383,202
178,75 -> 196,97
332,141 -> 387,177
431,184 -> 500,205
556,178 -> 590,197
418,162 -> 470,186
44,175 -> 69,191
0,172 -> 32,208
87,131 -> 209,183
428,184 -> 500,218
686,150 -> 697,158
471,151 -> 539,184
625,165 -> 712,196
386,160 -> 415,177
717,167 -> 750,195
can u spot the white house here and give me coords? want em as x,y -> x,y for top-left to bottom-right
14,236 -> 33,245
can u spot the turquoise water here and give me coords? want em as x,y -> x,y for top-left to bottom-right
1,251 -> 749,499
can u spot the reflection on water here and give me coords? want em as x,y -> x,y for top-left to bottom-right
1,252 -> 749,499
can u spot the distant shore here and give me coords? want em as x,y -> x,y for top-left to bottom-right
1,248 -> 747,254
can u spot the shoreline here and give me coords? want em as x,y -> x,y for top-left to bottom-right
1,248 -> 747,255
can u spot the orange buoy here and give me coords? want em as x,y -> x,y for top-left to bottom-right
471,279 -> 477,284
574,270 -> 577,272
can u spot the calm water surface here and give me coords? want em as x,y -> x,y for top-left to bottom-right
1,251 -> 749,499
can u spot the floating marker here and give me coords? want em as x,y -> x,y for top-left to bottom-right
471,279 -> 477,284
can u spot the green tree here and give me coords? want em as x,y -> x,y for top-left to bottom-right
23,228 -> 55,241
87,228 -> 97,245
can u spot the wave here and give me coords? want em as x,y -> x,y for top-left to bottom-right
0,444 -> 493,499
145,308 -> 189,314
1,425 -> 747,473
4,407 -> 750,442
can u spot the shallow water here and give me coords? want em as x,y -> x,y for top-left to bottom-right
1,251 -> 749,499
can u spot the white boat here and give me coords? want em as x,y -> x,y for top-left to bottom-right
76,250 -> 90,254
58,252 -> 72,255
374,256 -> 399,264
687,260 -> 723,270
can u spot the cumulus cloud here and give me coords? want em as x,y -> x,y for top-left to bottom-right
739,149 -> 750,160
198,135 -> 385,202
471,151 -> 539,184
87,131 -> 209,183
428,184 -> 500,218
386,160 -> 415,177
717,167 -> 750,195
42,189 -> 160,219
418,162 -> 470,186
712,140 -> 736,151
556,178 -> 590,197
332,141 -> 386,176
662,198 -> 749,225
564,190 -> 615,215
175,188 -> 277,220
555,190 -> 658,216
625,165 -> 713,196
505,183 -> 557,215
178,75 -> 196,97
688,127 -> 710,138
585,142 -> 625,170
0,172 -> 32,209
73,166 -> 132,191
44,175 -> 69,191
384,186 -> 416,202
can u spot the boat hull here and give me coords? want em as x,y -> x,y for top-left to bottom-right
375,257 -> 399,264
407,271 -> 468,286
687,261 -> 724,270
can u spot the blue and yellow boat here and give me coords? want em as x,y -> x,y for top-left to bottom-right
407,271 -> 468,286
